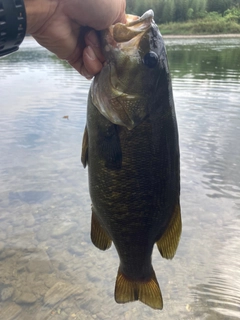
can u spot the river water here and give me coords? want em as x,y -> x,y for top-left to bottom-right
0,36 -> 240,320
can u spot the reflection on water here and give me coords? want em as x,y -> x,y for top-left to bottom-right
0,37 -> 240,319
189,223 -> 240,320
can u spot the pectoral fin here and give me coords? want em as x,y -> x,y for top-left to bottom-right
81,126 -> 88,168
156,201 -> 182,259
91,209 -> 112,250
115,268 -> 163,309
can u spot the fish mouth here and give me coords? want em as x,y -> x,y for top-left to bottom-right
104,10 -> 154,48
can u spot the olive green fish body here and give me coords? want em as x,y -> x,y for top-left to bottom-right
81,10 -> 181,310
87,90 -> 179,265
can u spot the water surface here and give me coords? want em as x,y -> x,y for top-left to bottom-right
0,37 -> 240,319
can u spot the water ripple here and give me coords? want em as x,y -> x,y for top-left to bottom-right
0,36 -> 240,319
191,227 -> 240,319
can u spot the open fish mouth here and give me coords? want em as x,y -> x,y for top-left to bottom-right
104,10 -> 155,49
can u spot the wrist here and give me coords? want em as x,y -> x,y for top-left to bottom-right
24,0 -> 58,34
0,0 -> 26,57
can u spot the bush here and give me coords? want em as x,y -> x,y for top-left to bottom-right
224,7 -> 240,23
159,18 -> 240,35
204,11 -> 222,20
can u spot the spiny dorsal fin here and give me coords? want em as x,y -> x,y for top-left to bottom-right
81,126 -> 88,168
156,201 -> 182,259
115,269 -> 163,310
91,209 -> 112,250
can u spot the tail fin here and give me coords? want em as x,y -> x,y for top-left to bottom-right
114,269 -> 163,309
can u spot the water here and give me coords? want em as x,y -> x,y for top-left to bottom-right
0,36 -> 240,319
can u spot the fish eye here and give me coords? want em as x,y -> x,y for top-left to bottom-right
143,52 -> 158,68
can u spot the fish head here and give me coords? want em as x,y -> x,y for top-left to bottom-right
91,10 -> 170,130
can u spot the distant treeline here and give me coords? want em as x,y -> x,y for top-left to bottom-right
126,0 -> 240,23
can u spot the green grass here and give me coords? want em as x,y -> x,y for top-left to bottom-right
159,13 -> 240,35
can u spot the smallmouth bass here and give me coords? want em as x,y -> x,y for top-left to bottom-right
81,10 -> 181,310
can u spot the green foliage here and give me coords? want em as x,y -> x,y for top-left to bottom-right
190,0 -> 208,18
126,0 -> 240,24
207,0 -> 233,14
224,6 -> 240,22
162,0 -> 175,23
159,16 -> 240,35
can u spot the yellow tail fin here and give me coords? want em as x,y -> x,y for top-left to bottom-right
115,269 -> 163,309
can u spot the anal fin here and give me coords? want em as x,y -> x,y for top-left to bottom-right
157,201 -> 182,259
115,269 -> 163,310
91,209 -> 112,250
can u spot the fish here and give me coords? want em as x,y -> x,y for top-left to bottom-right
81,10 -> 181,310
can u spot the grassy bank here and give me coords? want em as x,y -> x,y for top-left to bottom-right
159,20 -> 240,35
159,10 -> 240,35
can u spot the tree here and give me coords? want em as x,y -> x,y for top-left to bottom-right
207,0 -> 233,14
189,0 -> 207,18
162,0 -> 175,23
125,0 -> 239,23
174,0 -> 190,21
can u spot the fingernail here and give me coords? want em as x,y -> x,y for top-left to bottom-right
85,46 -> 96,61
84,73 -> 93,80
87,31 -> 99,47
81,68 -> 93,79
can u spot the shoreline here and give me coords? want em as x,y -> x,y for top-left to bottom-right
162,33 -> 240,38
25,33 -> 240,40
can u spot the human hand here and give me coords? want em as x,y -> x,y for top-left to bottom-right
24,0 -> 126,78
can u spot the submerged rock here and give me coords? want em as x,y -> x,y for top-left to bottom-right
36,227 -> 50,242
26,250 -> 53,274
1,286 -> 14,301
27,259 -> 52,274
0,242 -> 4,253
68,244 -> 83,256
0,232 -> 7,241
15,292 -> 37,304
0,302 -> 22,319
51,222 -> 78,238
44,281 -> 83,306
24,214 -> 35,227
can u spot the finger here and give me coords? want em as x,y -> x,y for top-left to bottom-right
66,45 -> 102,79
80,65 -> 94,80
83,46 -> 103,76
85,31 -> 105,63
116,12 -> 127,24
114,1 -> 127,24
68,60 -> 93,80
